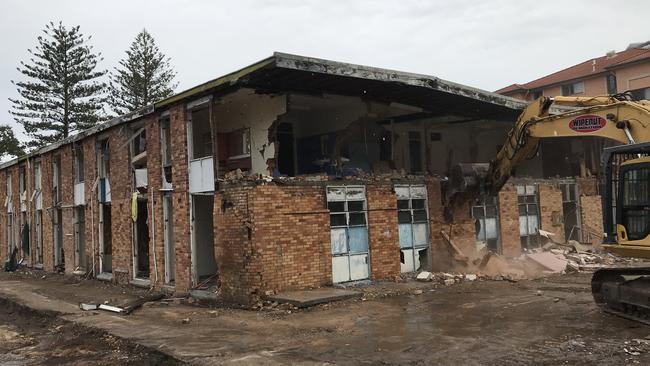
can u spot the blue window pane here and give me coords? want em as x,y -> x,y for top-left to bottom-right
399,224 -> 413,248
348,227 -> 369,253
413,223 -> 428,246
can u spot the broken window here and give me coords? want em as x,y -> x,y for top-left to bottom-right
327,186 -> 369,283
518,185 -> 540,249
130,128 -> 147,191
97,139 -> 111,203
228,128 -> 251,159
18,165 -> 26,212
189,106 -> 212,160
408,131 -> 423,173
472,195 -> 500,253
396,185 -> 430,273
160,116 -> 172,188
52,154 -> 61,205
74,144 -> 84,183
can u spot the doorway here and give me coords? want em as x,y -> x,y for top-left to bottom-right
99,203 -> 112,273
163,194 -> 175,284
133,199 -> 150,279
191,195 -> 217,284
53,209 -> 63,268
73,207 -> 86,271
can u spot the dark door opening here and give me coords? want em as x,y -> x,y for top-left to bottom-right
135,199 -> 150,279
277,123 -> 295,176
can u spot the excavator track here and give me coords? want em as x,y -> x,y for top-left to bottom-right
592,267 -> 650,325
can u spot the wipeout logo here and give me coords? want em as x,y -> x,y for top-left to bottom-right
569,115 -> 607,133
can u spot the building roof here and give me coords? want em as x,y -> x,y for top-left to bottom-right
3,52 -> 527,169
497,47 -> 650,93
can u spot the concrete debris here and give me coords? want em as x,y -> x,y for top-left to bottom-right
444,279 -> 455,286
526,252 -> 568,273
412,289 -> 423,295
79,303 -> 98,311
465,274 -> 477,281
416,271 -> 433,281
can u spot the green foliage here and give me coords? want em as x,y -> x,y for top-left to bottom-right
109,29 -> 177,115
0,125 -> 25,160
9,21 -> 107,148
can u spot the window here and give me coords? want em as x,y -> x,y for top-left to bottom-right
396,185 -> 430,273
472,195 -> 500,253
561,81 -> 585,96
518,185 -> 540,249
53,155 -> 61,205
532,90 -> 543,99
607,74 -> 617,95
34,161 -> 41,192
408,131 -> 422,173
189,107 -> 212,160
631,87 -> 650,101
74,144 -> 84,183
18,165 -> 25,195
327,186 -> 369,283
98,140 -> 110,179
160,116 -> 172,187
620,166 -> 650,241
132,129 -> 146,157
228,129 -> 251,159
6,172 -> 11,200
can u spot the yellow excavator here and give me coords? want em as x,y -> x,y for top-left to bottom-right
451,93 -> 650,323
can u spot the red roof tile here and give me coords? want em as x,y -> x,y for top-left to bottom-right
496,48 -> 650,93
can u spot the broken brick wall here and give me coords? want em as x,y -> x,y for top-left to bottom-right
538,183 -> 565,243
169,104 -> 192,293
498,184 -> 521,257
366,183 -> 400,281
580,195 -> 604,246
106,126 -> 135,284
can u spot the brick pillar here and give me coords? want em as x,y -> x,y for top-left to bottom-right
580,195 -> 603,246
83,137 -> 99,275
214,186 -> 254,303
59,146 -> 75,274
146,115 -> 166,288
0,172 -> 6,261
366,184 -> 400,280
498,184 -> 521,257
539,184 -> 565,243
170,105 -> 192,293
41,154 -> 54,271
109,127 -> 134,284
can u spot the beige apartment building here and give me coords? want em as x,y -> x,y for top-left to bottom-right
496,42 -> 650,101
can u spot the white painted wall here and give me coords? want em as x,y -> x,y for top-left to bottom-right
214,88 -> 287,175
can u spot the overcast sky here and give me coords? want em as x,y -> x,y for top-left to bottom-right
1,0 -> 648,141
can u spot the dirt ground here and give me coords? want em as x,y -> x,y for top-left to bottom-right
2,270 -> 650,365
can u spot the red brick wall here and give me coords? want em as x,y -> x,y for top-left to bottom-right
59,145 -> 75,274
580,195 -> 604,245
169,105 -> 192,293
146,115 -> 166,288
82,137 -> 99,274
107,127 -> 134,284
366,184 -> 400,280
214,185 -> 255,303
539,183 -> 565,243
498,185 -> 521,257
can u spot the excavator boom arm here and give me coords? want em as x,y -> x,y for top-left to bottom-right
484,96 -> 650,195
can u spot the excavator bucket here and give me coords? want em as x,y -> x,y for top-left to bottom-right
446,163 -> 490,203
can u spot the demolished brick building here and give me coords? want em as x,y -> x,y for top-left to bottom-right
0,53 -> 606,303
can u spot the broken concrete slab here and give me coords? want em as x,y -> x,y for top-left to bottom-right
266,288 -> 362,308
416,271 -> 433,281
526,252 -> 568,273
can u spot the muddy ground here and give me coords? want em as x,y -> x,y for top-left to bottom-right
1,271 -> 650,365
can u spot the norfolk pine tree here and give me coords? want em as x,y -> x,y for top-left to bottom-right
9,22 -> 107,148
108,29 -> 177,115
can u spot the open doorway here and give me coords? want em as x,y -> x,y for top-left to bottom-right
191,195 -> 217,286
99,204 -> 112,274
162,194 -> 175,284
73,207 -> 86,271
133,199 -> 150,279
53,209 -> 63,269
